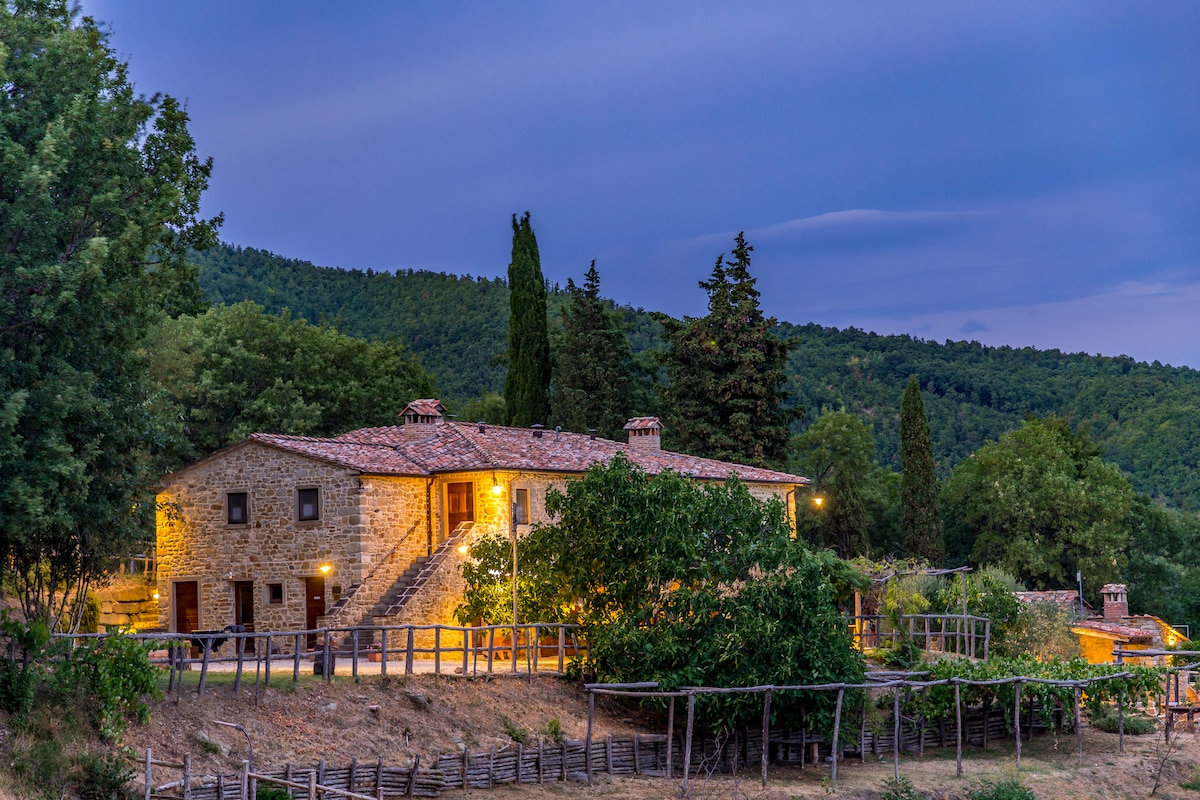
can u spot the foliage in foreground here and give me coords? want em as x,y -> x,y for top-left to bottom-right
0,0 -> 220,631
458,455 -> 867,735
0,617 -> 158,798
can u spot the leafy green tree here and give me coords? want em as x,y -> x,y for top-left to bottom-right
793,411 -> 874,558
462,455 -> 866,733
942,416 -> 1133,598
1124,494 -> 1200,634
0,2 -> 219,628
550,262 -> 636,440
504,212 -> 551,427
150,302 -> 436,464
656,233 -> 795,468
900,376 -> 943,562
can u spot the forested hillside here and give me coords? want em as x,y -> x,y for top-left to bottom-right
193,243 -> 1200,508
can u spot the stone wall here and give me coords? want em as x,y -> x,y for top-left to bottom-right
156,442 -> 371,636
95,583 -> 158,631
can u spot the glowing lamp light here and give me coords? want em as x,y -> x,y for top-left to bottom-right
813,496 -> 824,507
319,564 -> 332,575
491,483 -> 503,496
457,543 -> 469,555
152,592 -> 160,601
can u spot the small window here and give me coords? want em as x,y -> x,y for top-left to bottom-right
266,583 -> 284,605
513,487 -> 530,525
227,492 -> 249,525
297,487 -> 320,521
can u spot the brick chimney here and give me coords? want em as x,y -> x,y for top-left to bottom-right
624,417 -> 663,451
1101,583 -> 1128,621
399,399 -> 446,440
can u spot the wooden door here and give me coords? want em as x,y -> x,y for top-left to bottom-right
173,581 -> 199,633
234,580 -> 255,631
446,482 -> 474,538
305,576 -> 325,650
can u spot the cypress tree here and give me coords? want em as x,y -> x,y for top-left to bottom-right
656,233 -> 796,468
900,376 -> 944,562
504,212 -> 552,427
552,262 -> 634,440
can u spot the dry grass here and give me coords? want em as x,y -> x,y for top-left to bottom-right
122,675 -> 1200,799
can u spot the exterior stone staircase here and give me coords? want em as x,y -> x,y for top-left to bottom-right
369,521 -> 474,628
319,519 -> 421,632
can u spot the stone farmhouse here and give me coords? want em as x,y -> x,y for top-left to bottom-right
154,400 -> 809,648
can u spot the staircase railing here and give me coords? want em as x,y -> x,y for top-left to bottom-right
320,519 -> 422,627
378,522 -> 473,617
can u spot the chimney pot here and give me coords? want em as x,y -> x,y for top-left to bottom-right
623,417 -> 663,451
1101,583 -> 1128,621
531,423 -> 544,439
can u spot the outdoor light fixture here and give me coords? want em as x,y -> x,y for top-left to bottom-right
813,496 -> 824,507
319,564 -> 332,575
152,592 -> 160,601
491,478 -> 503,496
457,543 -> 469,555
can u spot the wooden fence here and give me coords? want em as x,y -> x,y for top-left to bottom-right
53,623 -> 584,694
849,613 -> 991,659
131,698 -> 1089,799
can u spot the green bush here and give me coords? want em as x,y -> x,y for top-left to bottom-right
75,749 -> 136,800
880,775 -> 930,800
1089,707 -> 1155,735
256,784 -> 293,800
968,778 -> 1037,800
546,717 -> 564,744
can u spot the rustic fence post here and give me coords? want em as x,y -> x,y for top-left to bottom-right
893,685 -> 901,781
381,629 -> 389,675
407,754 -> 420,797
239,760 -> 249,800
144,747 -> 152,800
234,634 -> 245,692
558,626 -> 566,673
666,695 -> 675,779
434,626 -> 441,675
682,692 -> 696,795
586,690 -> 595,785
198,636 -> 212,693
1074,686 -> 1083,759
955,680 -> 963,777
761,688 -> 771,787
323,629 -> 332,682
830,687 -> 845,785
307,769 -> 316,800
352,628 -> 360,679
182,753 -> 192,800
1014,681 -> 1022,768
405,627 -> 415,675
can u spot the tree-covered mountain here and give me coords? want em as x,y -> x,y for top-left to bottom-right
193,243 -> 1200,509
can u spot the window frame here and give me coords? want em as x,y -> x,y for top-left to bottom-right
266,582 -> 284,605
226,491 -> 250,526
512,486 -> 531,526
297,487 -> 320,522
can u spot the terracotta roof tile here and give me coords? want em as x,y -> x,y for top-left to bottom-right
623,417 -> 663,431
1073,620 -> 1153,642
250,421 -> 808,485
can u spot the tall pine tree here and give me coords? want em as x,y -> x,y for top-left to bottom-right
551,262 -> 635,440
656,233 -> 795,468
504,212 -> 551,427
900,376 -> 944,562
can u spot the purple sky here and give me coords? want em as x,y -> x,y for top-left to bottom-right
87,2 -> 1200,367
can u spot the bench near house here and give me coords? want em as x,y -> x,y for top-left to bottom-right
154,400 -> 809,649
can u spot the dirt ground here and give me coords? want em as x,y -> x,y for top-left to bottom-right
122,672 -> 1200,800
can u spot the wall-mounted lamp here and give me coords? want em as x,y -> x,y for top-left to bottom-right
491,472 -> 503,496
813,496 -> 824,507
152,592 -> 160,601
319,564 -> 332,575
457,543 -> 469,555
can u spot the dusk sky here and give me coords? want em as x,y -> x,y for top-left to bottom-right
86,2 -> 1199,368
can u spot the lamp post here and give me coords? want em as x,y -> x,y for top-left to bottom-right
511,497 -> 519,672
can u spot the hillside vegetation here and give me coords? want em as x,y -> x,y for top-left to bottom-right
193,243 -> 1200,509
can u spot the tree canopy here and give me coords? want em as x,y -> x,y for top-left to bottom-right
0,1 -> 220,626
656,233 -> 795,469
458,455 -> 866,733
793,411 -> 874,558
149,302 -> 436,466
550,262 -> 637,441
504,212 -> 551,428
900,376 -> 943,562
942,416 -> 1133,599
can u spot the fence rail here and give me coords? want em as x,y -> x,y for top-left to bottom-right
52,623 -> 584,693
848,613 -> 991,659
